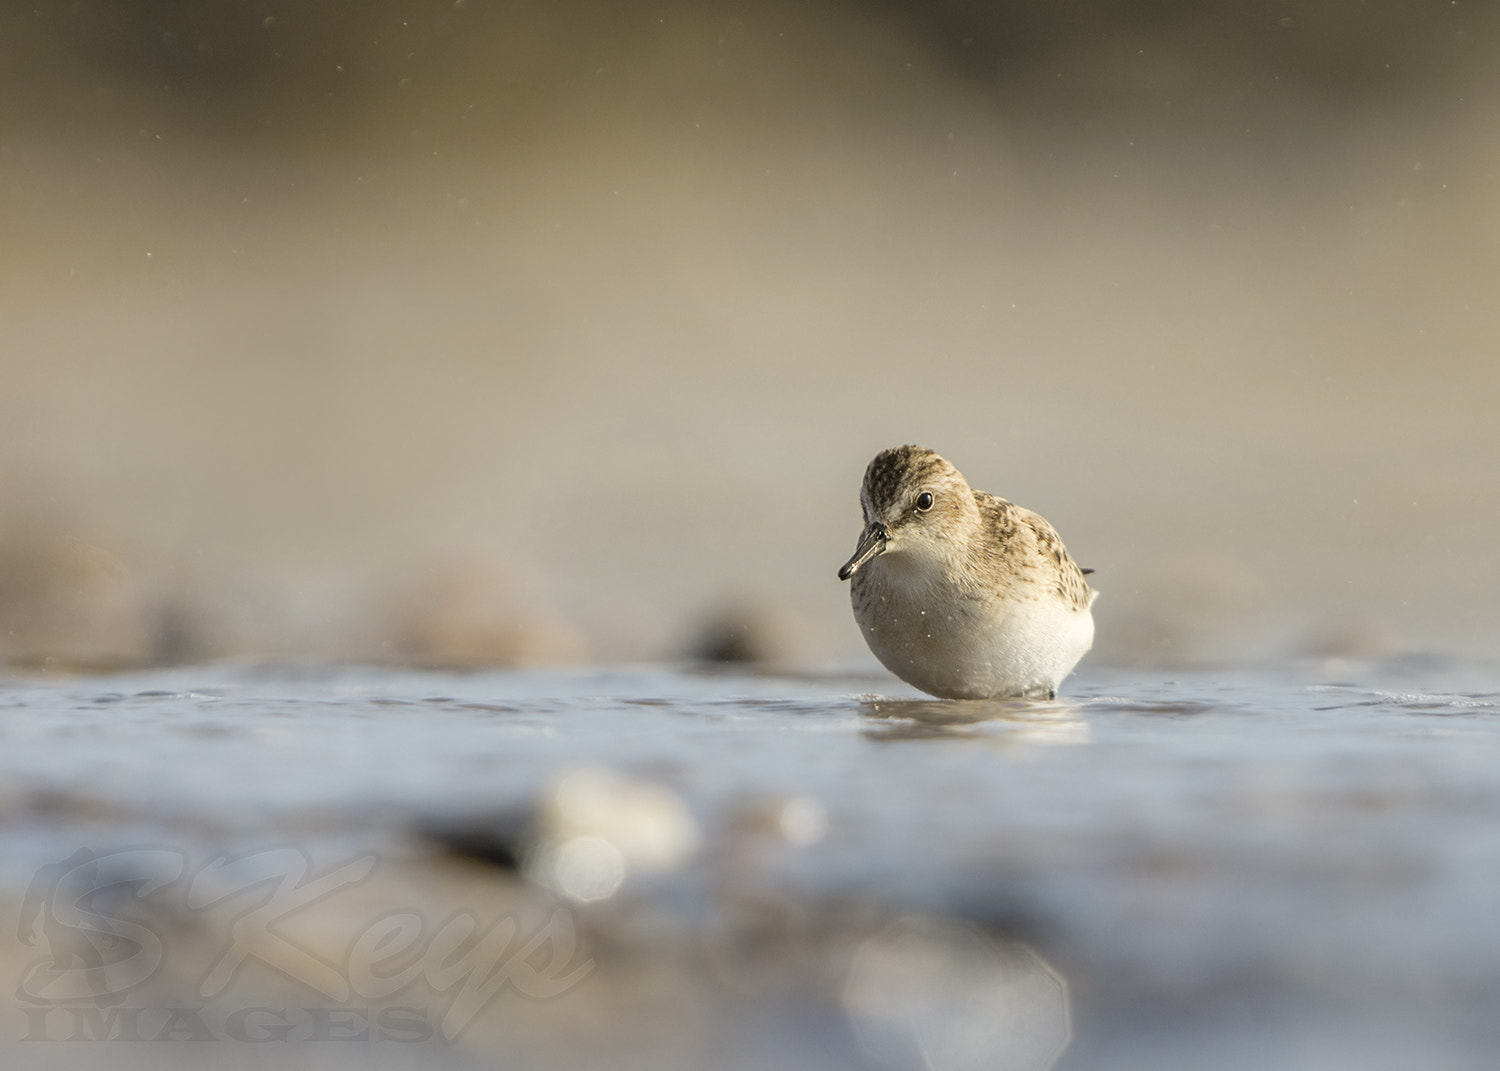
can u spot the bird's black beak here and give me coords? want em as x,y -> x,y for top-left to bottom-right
838,522 -> 888,581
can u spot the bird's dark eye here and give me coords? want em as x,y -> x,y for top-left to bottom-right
915,492 -> 934,512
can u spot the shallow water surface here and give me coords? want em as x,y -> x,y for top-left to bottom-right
1,659 -> 1498,1070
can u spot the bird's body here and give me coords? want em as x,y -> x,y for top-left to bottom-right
838,446 -> 1095,700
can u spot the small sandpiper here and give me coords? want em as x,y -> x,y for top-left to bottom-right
838,446 -> 1096,699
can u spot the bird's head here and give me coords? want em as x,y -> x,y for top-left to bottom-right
838,445 -> 978,581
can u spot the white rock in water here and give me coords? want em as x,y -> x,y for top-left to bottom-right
531,766 -> 700,901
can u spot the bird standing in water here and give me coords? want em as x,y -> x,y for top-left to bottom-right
838,446 -> 1095,699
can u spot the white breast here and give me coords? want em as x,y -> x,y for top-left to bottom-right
851,561 -> 1094,700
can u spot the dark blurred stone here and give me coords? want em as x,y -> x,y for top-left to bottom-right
417,812 -> 533,872
690,603 -> 801,666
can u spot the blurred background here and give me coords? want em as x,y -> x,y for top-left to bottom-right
2,0 -> 1498,673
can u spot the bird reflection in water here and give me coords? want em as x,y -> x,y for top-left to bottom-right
859,697 -> 1090,746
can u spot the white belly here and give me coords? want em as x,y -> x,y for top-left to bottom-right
852,578 -> 1094,700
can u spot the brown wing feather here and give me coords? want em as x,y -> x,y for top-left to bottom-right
972,492 -> 1093,611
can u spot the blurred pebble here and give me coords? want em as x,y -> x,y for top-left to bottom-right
777,796 -> 829,846
727,794 -> 830,847
689,601 -> 805,666
388,555 -> 588,668
0,522 -> 153,670
843,915 -> 1071,1071
1304,616 -> 1399,659
528,766 -> 699,902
